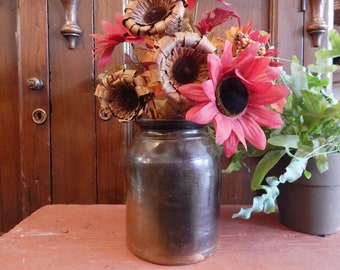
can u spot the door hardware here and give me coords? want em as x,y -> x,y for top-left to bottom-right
32,108 -> 48,124
27,77 -> 44,90
99,108 -> 112,121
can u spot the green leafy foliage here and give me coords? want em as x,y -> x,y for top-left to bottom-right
250,149 -> 286,190
233,29 -> 340,219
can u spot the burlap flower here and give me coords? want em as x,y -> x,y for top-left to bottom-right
123,0 -> 186,37
152,32 -> 216,103
95,69 -> 153,122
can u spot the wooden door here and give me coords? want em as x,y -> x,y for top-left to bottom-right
0,0 -> 333,232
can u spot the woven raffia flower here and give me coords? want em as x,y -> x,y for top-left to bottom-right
178,41 -> 290,157
95,70 -> 153,122
123,0 -> 186,37
152,32 -> 216,106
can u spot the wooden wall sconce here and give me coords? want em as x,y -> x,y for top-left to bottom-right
60,0 -> 82,49
306,0 -> 328,47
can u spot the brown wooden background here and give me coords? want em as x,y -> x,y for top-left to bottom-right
0,0 -> 336,232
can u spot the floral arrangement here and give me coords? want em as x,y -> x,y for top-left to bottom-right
91,0 -> 290,161
91,0 -> 340,219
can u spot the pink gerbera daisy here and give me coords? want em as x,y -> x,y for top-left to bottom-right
178,41 -> 290,157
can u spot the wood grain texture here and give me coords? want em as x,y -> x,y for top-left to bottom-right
0,204 -> 339,269
94,0 -> 128,204
48,0 -> 97,204
0,0 -> 21,232
270,0 -> 305,67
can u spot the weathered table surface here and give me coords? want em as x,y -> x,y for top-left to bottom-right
0,204 -> 339,270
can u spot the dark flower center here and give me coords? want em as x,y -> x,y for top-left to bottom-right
115,84 -> 139,111
143,5 -> 167,24
172,56 -> 199,84
216,77 -> 249,116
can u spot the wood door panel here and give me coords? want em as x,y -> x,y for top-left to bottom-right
17,0 -> 51,218
48,0 -> 97,204
271,0 -> 305,67
0,0 -> 21,232
96,119 -> 128,204
94,0 -> 129,204
93,1 -> 130,203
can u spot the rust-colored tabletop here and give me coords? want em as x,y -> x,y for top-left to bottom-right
0,204 -> 339,270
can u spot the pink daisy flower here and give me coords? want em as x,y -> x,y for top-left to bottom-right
178,41 -> 290,157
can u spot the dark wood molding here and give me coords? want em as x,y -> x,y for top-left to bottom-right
306,0 -> 328,47
60,0 -> 82,49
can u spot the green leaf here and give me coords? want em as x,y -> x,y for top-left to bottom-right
311,29 -> 340,74
279,157 -> 308,183
315,29 -> 340,60
261,179 -> 280,214
233,178 -> 280,219
315,155 -> 329,174
324,103 -> 340,118
268,135 -> 300,149
289,58 -> 307,97
301,90 -> 321,114
223,160 -> 242,174
306,73 -> 329,89
251,150 -> 286,190
303,169 -> 312,179
329,28 -> 340,54
309,59 -> 338,75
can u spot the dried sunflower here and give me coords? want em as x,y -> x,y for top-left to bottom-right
123,0 -> 186,37
95,69 -> 153,122
152,31 -> 216,104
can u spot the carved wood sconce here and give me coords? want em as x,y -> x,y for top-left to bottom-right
60,0 -> 82,49
306,0 -> 328,47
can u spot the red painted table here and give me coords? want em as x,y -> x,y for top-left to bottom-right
0,204 -> 339,269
